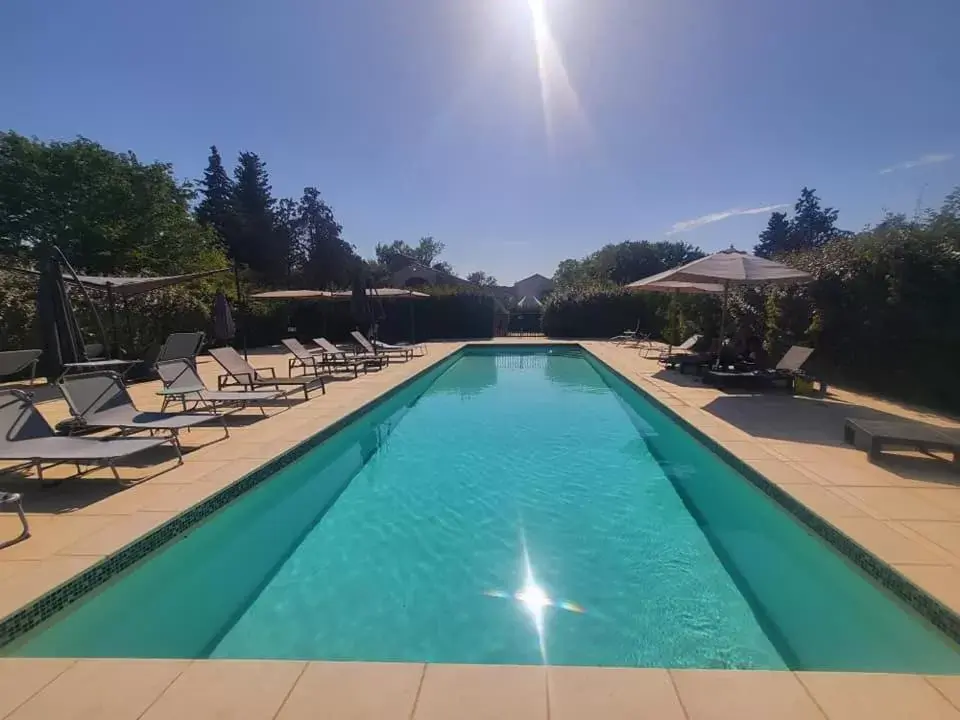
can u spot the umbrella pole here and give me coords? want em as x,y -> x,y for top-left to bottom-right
716,281 -> 729,369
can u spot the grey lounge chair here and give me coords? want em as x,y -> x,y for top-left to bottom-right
58,371 -> 228,447
157,332 -> 205,364
657,334 -> 702,363
313,338 -> 385,374
702,345 -> 817,391
351,331 -> 411,360
374,339 -> 425,357
281,338 -> 327,377
0,349 -> 41,384
0,388 -> 176,485
209,346 -> 323,400
156,359 -> 281,415
1,491 -> 29,549
844,418 -> 960,468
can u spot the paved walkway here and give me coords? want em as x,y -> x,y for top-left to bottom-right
2,339 -> 960,718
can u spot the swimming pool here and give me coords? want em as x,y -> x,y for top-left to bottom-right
6,346 -> 960,671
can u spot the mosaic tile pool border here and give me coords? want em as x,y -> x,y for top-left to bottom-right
0,348 -> 467,651
582,347 -> 960,646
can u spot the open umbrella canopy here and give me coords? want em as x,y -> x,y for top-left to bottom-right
635,248 -> 811,286
328,288 -> 429,299
248,289 -> 334,300
626,279 -> 725,294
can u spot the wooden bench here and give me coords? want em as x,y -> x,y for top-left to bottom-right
844,418 -> 960,467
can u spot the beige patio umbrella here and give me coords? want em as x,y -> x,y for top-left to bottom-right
629,249 -> 812,360
625,279 -> 724,355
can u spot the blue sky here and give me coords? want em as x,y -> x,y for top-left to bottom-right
2,0 -> 958,284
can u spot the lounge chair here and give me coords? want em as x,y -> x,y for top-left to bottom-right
611,322 -> 650,346
655,334 -> 702,363
702,345 -> 817,391
156,359 -> 281,415
844,418 -> 960,468
58,371 -> 228,447
157,331 -> 205,364
0,388 -> 177,484
351,331 -> 411,360
0,349 -> 41,384
374,339 -> 426,357
313,338 -> 386,374
209,346 -> 324,400
281,338 -> 327,377
0,491 -> 29,549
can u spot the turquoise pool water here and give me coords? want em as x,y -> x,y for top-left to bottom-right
8,346 -> 960,670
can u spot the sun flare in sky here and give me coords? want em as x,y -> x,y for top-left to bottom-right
524,0 -> 587,148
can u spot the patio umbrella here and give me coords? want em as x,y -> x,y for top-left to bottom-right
36,256 -> 87,379
212,291 -> 236,343
625,279 -> 724,355
630,249 -> 811,361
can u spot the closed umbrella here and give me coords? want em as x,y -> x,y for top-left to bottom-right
36,256 -> 87,379
212,291 -> 236,343
629,249 -> 811,364
350,273 -> 372,338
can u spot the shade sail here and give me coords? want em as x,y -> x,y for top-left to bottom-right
1,266 -> 230,297
69,268 -> 230,297
249,289 -> 334,300
634,249 -> 811,286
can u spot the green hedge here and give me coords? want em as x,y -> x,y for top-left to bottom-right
542,285 -> 720,341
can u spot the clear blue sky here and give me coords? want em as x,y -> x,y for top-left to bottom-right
2,0 -> 958,283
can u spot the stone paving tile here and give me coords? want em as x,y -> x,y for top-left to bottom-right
58,510 -> 176,557
748,459 -> 822,485
903,521 -> 960,561
0,555 -> 100,620
140,660 -> 306,720
894,565 -> 960,610
820,516 -> 953,565
835,487 -> 957,521
413,664 -> 547,720
928,676 -> 960,712
0,514 -> 117,561
0,658 -> 75,719
799,672 -> 960,719
671,669 -> 827,719
547,666 -> 685,720
275,661 -> 424,720
780,485 -> 871,519
8,659 -> 188,720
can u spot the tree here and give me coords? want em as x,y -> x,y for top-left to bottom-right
232,151 -> 282,281
466,271 -> 498,287
754,211 -> 791,258
754,187 -> 846,257
374,237 -> 449,273
273,197 -> 302,286
0,131 -> 225,273
195,146 -> 235,245
298,186 -> 357,288
553,240 -> 703,287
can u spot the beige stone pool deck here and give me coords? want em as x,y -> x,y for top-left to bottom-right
3,338 -> 960,718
